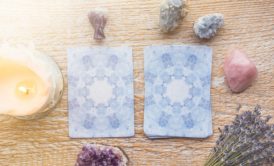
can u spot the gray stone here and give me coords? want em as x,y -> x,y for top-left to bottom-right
159,0 -> 188,33
193,13 -> 224,39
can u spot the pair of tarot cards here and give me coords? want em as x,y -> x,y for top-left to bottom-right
68,45 -> 212,138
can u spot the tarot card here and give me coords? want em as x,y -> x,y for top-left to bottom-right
68,46 -> 134,138
144,45 -> 212,138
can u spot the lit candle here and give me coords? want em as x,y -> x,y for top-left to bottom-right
0,44 -> 63,119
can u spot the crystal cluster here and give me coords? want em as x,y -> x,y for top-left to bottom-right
193,13 -> 224,39
159,0 -> 188,33
88,8 -> 107,40
76,144 -> 128,166
205,106 -> 274,166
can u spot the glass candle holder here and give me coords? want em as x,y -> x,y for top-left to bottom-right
0,44 -> 63,120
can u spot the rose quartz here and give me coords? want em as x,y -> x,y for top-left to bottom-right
224,49 -> 257,93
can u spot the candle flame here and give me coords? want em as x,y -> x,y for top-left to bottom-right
18,86 -> 29,95
15,80 -> 36,98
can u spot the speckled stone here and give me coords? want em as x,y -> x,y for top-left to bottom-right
193,13 -> 224,39
159,0 -> 188,33
67,46 -> 134,138
144,45 -> 213,138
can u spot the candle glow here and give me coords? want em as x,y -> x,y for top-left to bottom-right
16,80 -> 37,98
0,45 -> 63,119
0,58 -> 50,116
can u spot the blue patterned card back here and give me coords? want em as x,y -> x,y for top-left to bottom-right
67,46 -> 134,138
144,45 -> 213,138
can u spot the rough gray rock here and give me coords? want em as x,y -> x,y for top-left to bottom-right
193,13 -> 224,39
159,0 -> 188,33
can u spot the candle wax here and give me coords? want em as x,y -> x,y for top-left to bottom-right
0,58 -> 50,116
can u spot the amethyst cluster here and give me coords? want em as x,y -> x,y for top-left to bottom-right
76,144 -> 128,166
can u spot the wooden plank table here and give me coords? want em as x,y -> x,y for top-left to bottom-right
0,0 -> 273,165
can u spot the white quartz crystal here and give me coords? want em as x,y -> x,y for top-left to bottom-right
193,13 -> 224,39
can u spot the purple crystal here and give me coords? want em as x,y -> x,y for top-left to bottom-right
88,8 -> 107,40
75,144 -> 128,166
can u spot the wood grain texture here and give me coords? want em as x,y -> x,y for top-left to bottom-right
0,0 -> 273,165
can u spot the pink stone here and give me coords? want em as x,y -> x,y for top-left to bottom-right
224,49 -> 257,93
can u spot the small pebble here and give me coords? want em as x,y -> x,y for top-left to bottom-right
159,0 -> 188,33
193,13 -> 224,39
224,49 -> 257,93
88,8 -> 107,40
